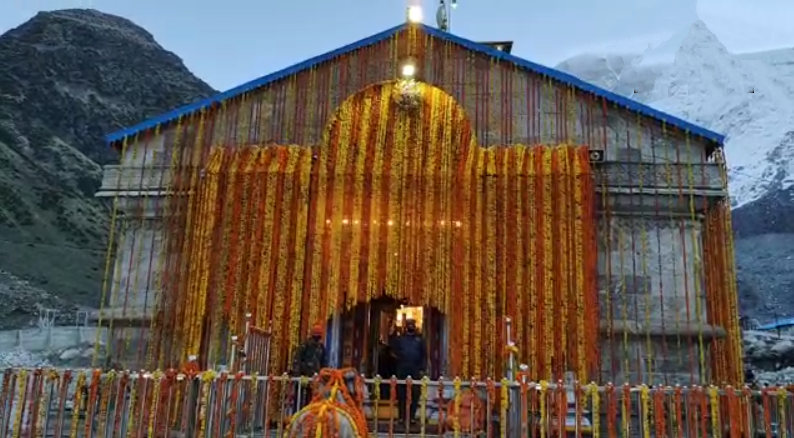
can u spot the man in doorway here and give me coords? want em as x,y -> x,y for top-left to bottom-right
292,324 -> 328,409
389,318 -> 426,426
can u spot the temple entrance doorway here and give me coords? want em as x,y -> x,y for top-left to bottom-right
331,296 -> 446,378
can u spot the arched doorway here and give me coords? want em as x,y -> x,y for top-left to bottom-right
328,297 -> 446,378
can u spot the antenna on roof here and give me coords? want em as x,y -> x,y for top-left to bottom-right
436,0 -> 457,32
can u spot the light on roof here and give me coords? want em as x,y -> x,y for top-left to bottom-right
407,6 -> 423,23
401,62 -> 416,78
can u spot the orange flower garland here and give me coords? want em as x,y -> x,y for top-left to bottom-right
163,80 -> 599,378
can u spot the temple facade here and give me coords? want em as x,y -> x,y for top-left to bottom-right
94,22 -> 741,385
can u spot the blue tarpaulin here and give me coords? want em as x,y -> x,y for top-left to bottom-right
757,317 -> 794,331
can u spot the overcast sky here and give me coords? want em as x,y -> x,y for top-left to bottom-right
2,0 -> 794,91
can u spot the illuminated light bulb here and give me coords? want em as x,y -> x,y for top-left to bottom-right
388,220 -> 394,226
455,221 -> 462,227
401,63 -> 416,78
407,5 -> 423,23
342,219 -> 349,225
354,220 -> 359,225
440,220 -> 446,225
326,219 -> 331,224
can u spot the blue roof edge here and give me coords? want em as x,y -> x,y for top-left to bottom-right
106,22 -> 725,147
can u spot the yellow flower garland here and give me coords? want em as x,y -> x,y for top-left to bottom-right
453,378 -> 462,438
640,385 -> 650,438
500,379 -> 509,438
709,386 -> 721,438
69,372 -> 86,438
148,371 -> 163,438
12,370 -> 27,438
589,383 -> 600,438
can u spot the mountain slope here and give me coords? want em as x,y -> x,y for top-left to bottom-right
556,21 -> 794,321
0,9 -> 215,326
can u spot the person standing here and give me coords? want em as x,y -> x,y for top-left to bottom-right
292,324 -> 328,409
389,318 -> 426,426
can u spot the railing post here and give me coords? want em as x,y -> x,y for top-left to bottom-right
505,317 -> 521,438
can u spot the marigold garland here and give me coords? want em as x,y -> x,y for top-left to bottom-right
96,371 -> 114,438
155,79 -> 600,378
12,369 -> 26,438
69,372 -> 86,438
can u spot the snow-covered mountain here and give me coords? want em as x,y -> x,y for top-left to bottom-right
558,20 -> 794,209
556,20 -> 794,321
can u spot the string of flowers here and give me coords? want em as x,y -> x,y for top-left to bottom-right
212,372 -> 227,438
114,373 -> 129,438
197,371 -> 216,438
621,384 -> 630,437
53,370 -> 72,438
227,373 -> 243,438
452,378 -> 461,438
33,370 -> 47,438
124,373 -> 139,438
500,378 -> 509,438
539,381 -> 548,438
84,370 -> 101,438
674,386 -> 684,438
69,372 -> 86,438
147,372 -> 163,438
709,386 -> 721,438
0,369 -> 10,427
20,370 -> 37,438
778,387 -> 788,438
372,375 -> 381,433
589,383 -> 600,438
11,369 -> 26,438
95,371 -> 115,438
640,385 -> 650,438
653,386 -> 666,438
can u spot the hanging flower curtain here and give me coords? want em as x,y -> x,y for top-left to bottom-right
173,81 -> 599,380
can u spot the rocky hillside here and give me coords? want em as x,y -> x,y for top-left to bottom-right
0,9 -> 215,327
555,22 -> 794,322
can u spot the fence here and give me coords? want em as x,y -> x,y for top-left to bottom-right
0,368 -> 792,438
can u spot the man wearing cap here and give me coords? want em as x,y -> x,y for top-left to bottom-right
292,324 -> 328,408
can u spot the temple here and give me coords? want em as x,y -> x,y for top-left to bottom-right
94,21 -> 742,385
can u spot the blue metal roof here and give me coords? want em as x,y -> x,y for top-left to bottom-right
106,23 -> 726,147
757,317 -> 794,331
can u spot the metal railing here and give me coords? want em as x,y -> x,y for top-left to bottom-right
0,368 -> 792,438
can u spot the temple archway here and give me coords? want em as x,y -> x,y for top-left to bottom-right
307,80 -> 476,323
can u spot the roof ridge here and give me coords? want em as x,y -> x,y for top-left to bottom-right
106,23 -> 724,147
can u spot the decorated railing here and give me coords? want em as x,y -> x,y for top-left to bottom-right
0,368 -> 792,438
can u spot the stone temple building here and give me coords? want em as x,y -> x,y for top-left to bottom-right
94,20 -> 742,385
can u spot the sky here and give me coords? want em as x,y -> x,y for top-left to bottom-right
1,0 -> 794,91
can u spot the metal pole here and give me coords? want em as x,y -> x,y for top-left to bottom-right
230,336 -> 238,372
